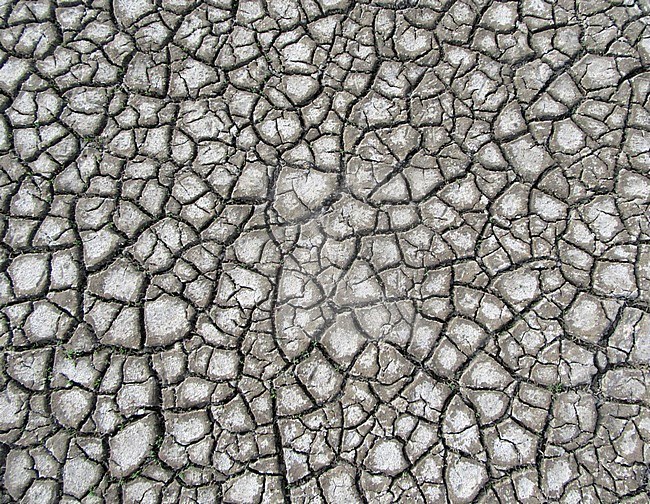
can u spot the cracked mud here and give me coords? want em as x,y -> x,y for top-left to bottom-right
1,0 -> 650,503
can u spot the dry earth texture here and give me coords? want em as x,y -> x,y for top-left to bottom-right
0,0 -> 650,503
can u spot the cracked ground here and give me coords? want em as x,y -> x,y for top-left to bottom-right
0,0 -> 650,503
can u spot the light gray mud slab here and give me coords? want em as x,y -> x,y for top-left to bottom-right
0,0 -> 649,502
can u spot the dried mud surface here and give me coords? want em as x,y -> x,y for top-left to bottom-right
1,0 -> 650,502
